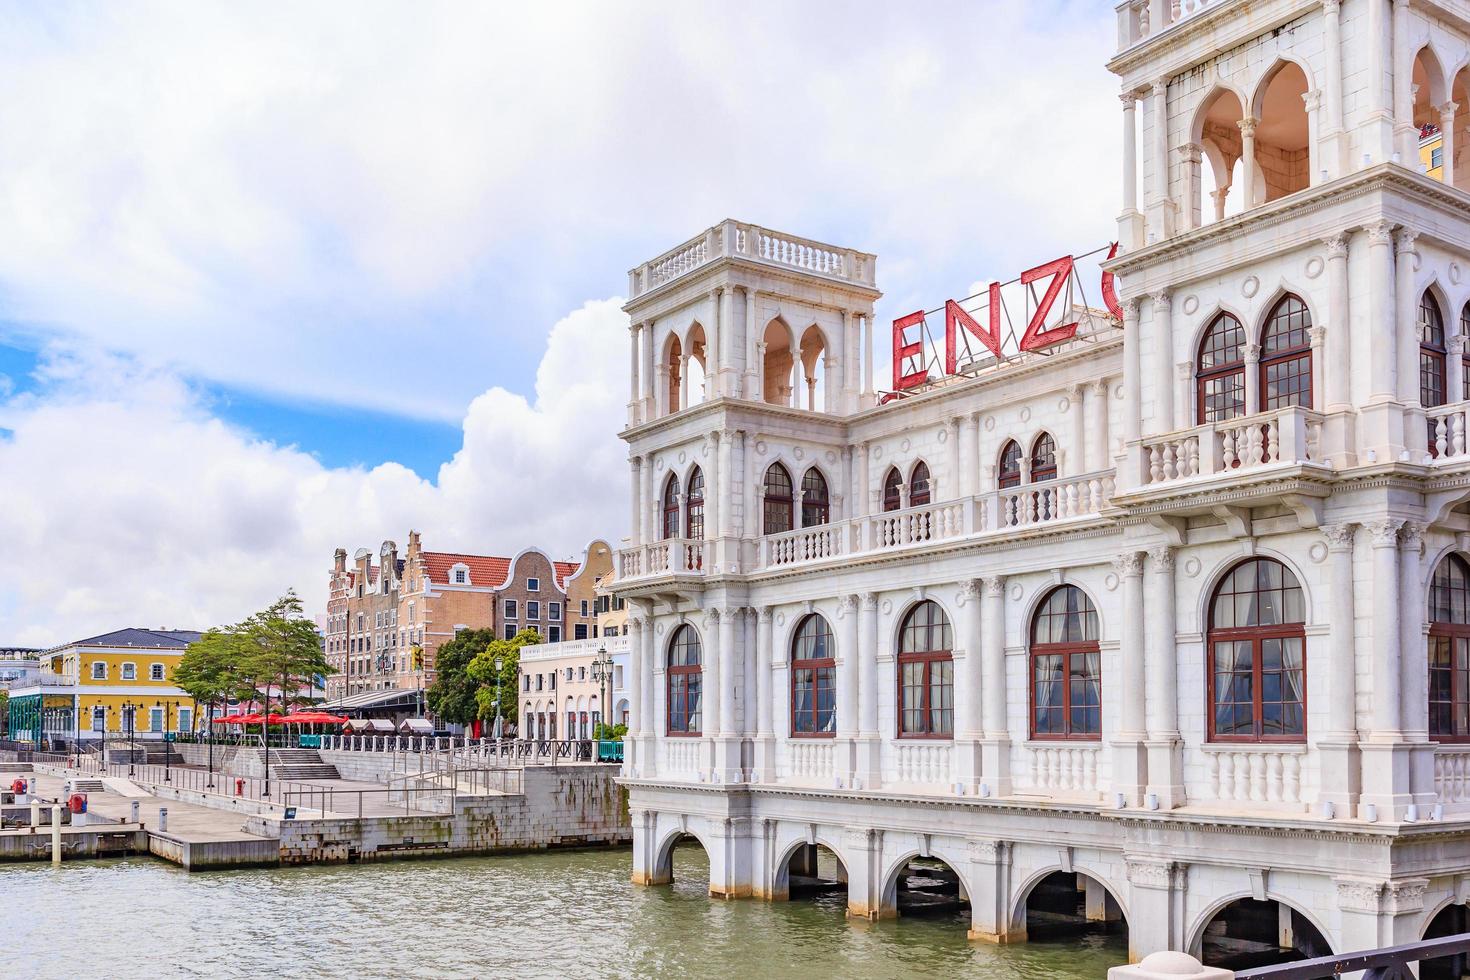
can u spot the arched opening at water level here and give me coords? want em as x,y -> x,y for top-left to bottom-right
652,833 -> 711,893
1198,897 -> 1331,970
1422,903 -> 1470,980
1022,871 -> 1128,945
887,856 -> 970,919
781,843 -> 847,902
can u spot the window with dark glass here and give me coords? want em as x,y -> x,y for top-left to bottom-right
1462,305 -> 1470,402
1207,558 -> 1307,742
659,474 -> 683,540
685,466 -> 704,540
763,463 -> 794,534
666,624 -> 703,736
998,440 -> 1023,489
882,467 -> 903,512
1196,312 -> 1247,423
897,600 -> 953,737
1430,554 -> 1470,742
909,461 -> 931,506
1030,433 -> 1058,482
1029,585 -> 1101,739
1260,294 -> 1313,410
790,614 -> 835,736
801,467 -> 830,527
1423,292 -> 1448,408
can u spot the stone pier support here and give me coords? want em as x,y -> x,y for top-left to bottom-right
844,827 -> 888,920
1125,859 -> 1187,963
967,839 -> 1018,942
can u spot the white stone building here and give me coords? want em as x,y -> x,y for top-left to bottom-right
610,0 -> 1470,967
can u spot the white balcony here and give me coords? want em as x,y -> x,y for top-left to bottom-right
1135,405 -> 1325,488
618,468 -> 1119,583
1116,0 -> 1231,53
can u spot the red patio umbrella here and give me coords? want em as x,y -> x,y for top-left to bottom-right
282,712 -> 348,725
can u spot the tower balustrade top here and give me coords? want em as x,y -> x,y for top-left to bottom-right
1116,0 -> 1230,53
627,220 -> 877,300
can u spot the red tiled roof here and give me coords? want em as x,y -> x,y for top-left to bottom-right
554,561 -> 580,589
422,552 -> 511,588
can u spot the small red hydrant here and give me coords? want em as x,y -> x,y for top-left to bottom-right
10,777 -> 27,796
234,777 -> 245,797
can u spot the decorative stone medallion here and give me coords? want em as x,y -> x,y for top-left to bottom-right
1019,406 -> 1032,423
1304,256 -> 1324,280
1181,295 -> 1199,316
1453,262 -> 1464,286
880,599 -> 893,615
984,415 -> 996,432
900,437 -> 912,453
755,440 -> 768,455
1009,583 -> 1023,602
1241,275 -> 1260,298
1183,556 -> 1201,578
1308,541 -> 1328,564
793,446 -> 805,460
677,450 -> 686,464
825,450 -> 837,464
1104,572 -> 1119,592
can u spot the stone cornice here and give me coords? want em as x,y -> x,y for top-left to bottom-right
1106,0 -> 1315,81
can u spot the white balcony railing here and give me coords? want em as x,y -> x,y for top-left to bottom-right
618,539 -> 705,579
1140,406 -> 1324,487
1118,0 -> 1225,51
627,220 -> 876,299
1429,403 -> 1470,461
763,524 -> 844,569
788,740 -> 835,782
892,741 -> 953,786
1435,747 -> 1470,804
1206,746 -> 1304,805
997,472 -> 1116,529
1028,744 -> 1101,794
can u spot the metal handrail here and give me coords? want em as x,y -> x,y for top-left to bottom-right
1236,931 -> 1470,978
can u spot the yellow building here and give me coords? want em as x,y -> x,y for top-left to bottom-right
6,627 -> 201,745
1421,124 -> 1446,181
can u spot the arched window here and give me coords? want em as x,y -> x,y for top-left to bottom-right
998,440 -> 1023,489
1423,292 -> 1448,409
1207,558 -> 1306,742
790,614 -> 835,736
882,467 -> 903,512
1030,433 -> 1058,483
685,467 -> 704,540
661,475 -> 681,540
1461,304 -> 1470,402
897,600 -> 953,738
1430,554 -> 1470,742
666,625 -> 703,736
800,468 -> 830,527
1260,295 -> 1313,410
763,463 -> 794,535
1197,312 -> 1247,423
909,461 -> 931,506
1030,586 -> 1101,740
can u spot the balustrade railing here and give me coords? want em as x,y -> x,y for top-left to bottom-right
764,524 -> 844,568
1118,0 -> 1223,50
628,221 -> 876,298
1434,747 -> 1470,804
788,740 -> 835,781
997,471 -> 1115,529
1028,744 -> 1100,794
862,498 -> 975,551
1140,406 -> 1323,487
892,741 -> 952,786
1429,403 -> 1470,461
1206,747 -> 1303,805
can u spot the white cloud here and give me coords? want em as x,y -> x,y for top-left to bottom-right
0,298 -> 629,647
0,1 -> 1119,417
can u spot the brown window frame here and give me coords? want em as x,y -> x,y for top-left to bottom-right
882,467 -> 902,512
1196,312 -> 1247,424
661,474 -> 681,540
666,624 -> 703,737
896,600 -> 954,740
1259,294 -> 1314,412
1205,559 -> 1308,744
1430,554 -> 1470,743
763,463 -> 794,535
998,440 -> 1023,489
1028,585 -> 1101,741
800,467 -> 830,528
685,466 -> 704,541
908,461 -> 931,507
789,614 -> 835,738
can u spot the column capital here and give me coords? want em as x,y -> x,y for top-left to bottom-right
958,579 -> 983,605
1302,89 -> 1323,112
1150,289 -> 1172,310
1113,552 -> 1145,578
1308,325 -> 1328,347
837,594 -> 859,614
1366,518 -> 1405,547
1120,91 -> 1138,109
1323,233 -> 1349,257
1151,78 -> 1167,98
703,606 -> 722,626
755,605 -> 772,623
1175,360 -> 1193,381
1334,877 -> 1384,913
1366,220 -> 1394,246
1175,141 -> 1203,163
982,576 -> 1007,597
860,592 -> 879,611
1322,0 -> 1340,12
1126,859 -> 1178,890
1440,101 -> 1461,119
1400,521 -> 1428,554
1322,522 -> 1357,551
1243,343 -> 1262,365
1237,116 -> 1259,137
1091,378 -> 1111,396
1394,227 -> 1419,255
1147,545 -> 1175,572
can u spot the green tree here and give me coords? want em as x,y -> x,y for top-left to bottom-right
425,628 -> 497,726
468,629 -> 541,727
176,627 -> 255,727
242,591 -> 330,715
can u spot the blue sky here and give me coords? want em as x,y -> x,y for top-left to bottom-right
0,1 -> 1121,644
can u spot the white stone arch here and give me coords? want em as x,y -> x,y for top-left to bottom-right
651,819 -> 717,884
1190,81 -> 1252,144
878,841 -> 975,915
1419,275 -> 1455,329
769,829 -> 851,898
1194,548 -> 1317,641
1185,889 -> 1336,959
1413,42 -> 1452,111
1017,575 -> 1110,650
1246,54 -> 1319,122
1007,861 -> 1132,936
761,313 -> 798,354
887,593 -> 960,655
1417,883 -> 1466,940
796,460 -> 837,518
664,617 -> 706,666
1424,543 -> 1470,615
1188,301 -> 1254,370
1253,283 -> 1321,346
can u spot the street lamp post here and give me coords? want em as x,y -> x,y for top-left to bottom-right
493,656 -> 503,740
157,699 -> 173,783
592,645 -> 612,747
125,701 -> 137,777
100,705 -> 108,774
206,701 -> 216,790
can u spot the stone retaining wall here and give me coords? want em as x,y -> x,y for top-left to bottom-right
244,764 -> 630,864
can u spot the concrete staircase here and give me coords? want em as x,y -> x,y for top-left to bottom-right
262,748 -> 339,781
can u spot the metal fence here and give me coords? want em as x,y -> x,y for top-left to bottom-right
323,735 -> 606,765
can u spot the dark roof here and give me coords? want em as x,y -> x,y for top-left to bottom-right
62,628 -> 203,651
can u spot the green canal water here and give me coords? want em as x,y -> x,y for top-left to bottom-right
0,845 -> 1125,978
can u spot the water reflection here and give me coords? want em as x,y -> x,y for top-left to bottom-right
0,844 -> 1124,978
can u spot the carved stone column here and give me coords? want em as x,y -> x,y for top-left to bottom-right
1361,519 -> 1411,820
980,576 -> 1010,796
856,593 -> 881,787
753,607 -> 775,782
1396,229 -> 1424,457
956,580 -> 983,792
1151,291 -> 1174,435
1114,552 -> 1148,806
1145,546 -> 1182,809
1238,116 -> 1259,208
1319,523 -> 1360,812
